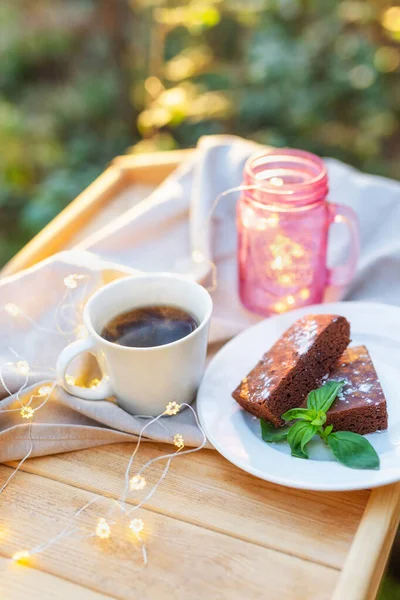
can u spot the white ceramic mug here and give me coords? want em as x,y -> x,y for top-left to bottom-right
56,273 -> 212,416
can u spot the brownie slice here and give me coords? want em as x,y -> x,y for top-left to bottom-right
324,345 -> 388,435
232,314 -> 350,426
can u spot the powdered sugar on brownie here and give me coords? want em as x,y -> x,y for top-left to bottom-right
253,373 -> 273,401
325,351 -> 383,408
359,383 -> 372,393
325,345 -> 388,435
232,314 -> 350,427
288,319 -> 319,355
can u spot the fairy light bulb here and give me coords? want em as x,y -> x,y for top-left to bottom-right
129,518 -> 144,534
38,385 -> 52,397
130,474 -> 146,491
192,250 -> 204,263
300,288 -> 310,300
95,518 -> 110,539
173,433 -> 184,449
271,256 -> 283,270
278,274 -> 293,286
75,324 -> 88,339
12,550 -> 30,562
20,406 -> 34,419
15,361 -> 30,376
65,374 -> 75,385
266,213 -> 280,227
89,378 -> 100,389
64,274 -> 85,289
292,246 -> 305,258
274,301 -> 287,314
165,401 -> 181,416
4,303 -> 20,317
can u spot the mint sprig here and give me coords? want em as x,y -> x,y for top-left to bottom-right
287,421 -> 317,459
327,431 -> 379,470
261,381 -> 380,470
260,419 -> 290,442
306,381 -> 344,413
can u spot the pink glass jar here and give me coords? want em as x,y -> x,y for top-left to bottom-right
237,148 -> 359,316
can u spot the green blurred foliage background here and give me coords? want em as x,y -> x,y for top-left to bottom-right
0,0 -> 399,266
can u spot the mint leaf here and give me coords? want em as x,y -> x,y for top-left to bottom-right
324,424 -> 333,437
260,419 -> 290,442
307,381 -> 344,413
287,421 -> 317,459
327,431 -> 380,470
281,408 -> 315,422
310,410 -> 327,427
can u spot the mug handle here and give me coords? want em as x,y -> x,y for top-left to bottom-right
56,337 -> 113,400
327,203 -> 360,288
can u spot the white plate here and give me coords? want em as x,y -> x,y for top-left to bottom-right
197,301 -> 400,491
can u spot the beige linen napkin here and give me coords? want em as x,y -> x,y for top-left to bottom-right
1,135 -> 400,462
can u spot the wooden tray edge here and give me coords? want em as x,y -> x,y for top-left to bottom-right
333,482 -> 400,600
1,149 -> 194,278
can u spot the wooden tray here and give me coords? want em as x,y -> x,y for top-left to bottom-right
2,150 -> 399,600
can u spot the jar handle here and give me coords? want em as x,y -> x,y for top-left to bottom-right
327,203 -> 360,287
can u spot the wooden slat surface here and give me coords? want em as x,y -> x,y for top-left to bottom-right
9,443 -> 368,570
0,465 -> 338,600
0,556 -> 112,600
0,149 -> 397,600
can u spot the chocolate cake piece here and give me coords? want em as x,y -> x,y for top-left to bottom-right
324,345 -> 388,435
232,314 -> 350,426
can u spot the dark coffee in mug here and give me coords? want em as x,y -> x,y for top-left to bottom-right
101,305 -> 198,348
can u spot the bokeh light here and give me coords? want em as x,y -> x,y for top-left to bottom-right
374,46 -> 400,72
1,0 -> 399,270
381,7 -> 400,33
349,65 -> 377,89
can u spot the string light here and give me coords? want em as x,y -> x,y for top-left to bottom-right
15,360 -> 30,376
20,406 -> 34,419
9,403 -> 207,567
95,518 -> 111,539
165,401 -> 181,416
129,518 -> 145,535
1,271 -> 208,569
300,288 -> 310,300
64,274 -> 86,289
266,214 -> 280,227
38,385 -> 52,397
271,256 -> 283,270
192,250 -> 205,263
12,550 -> 30,563
173,433 -> 185,449
4,303 -> 20,317
269,234 -> 306,273
274,301 -> 287,314
278,274 -> 293,286
291,245 -> 305,259
270,177 -> 284,186
130,475 -> 146,491
75,324 -> 88,339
